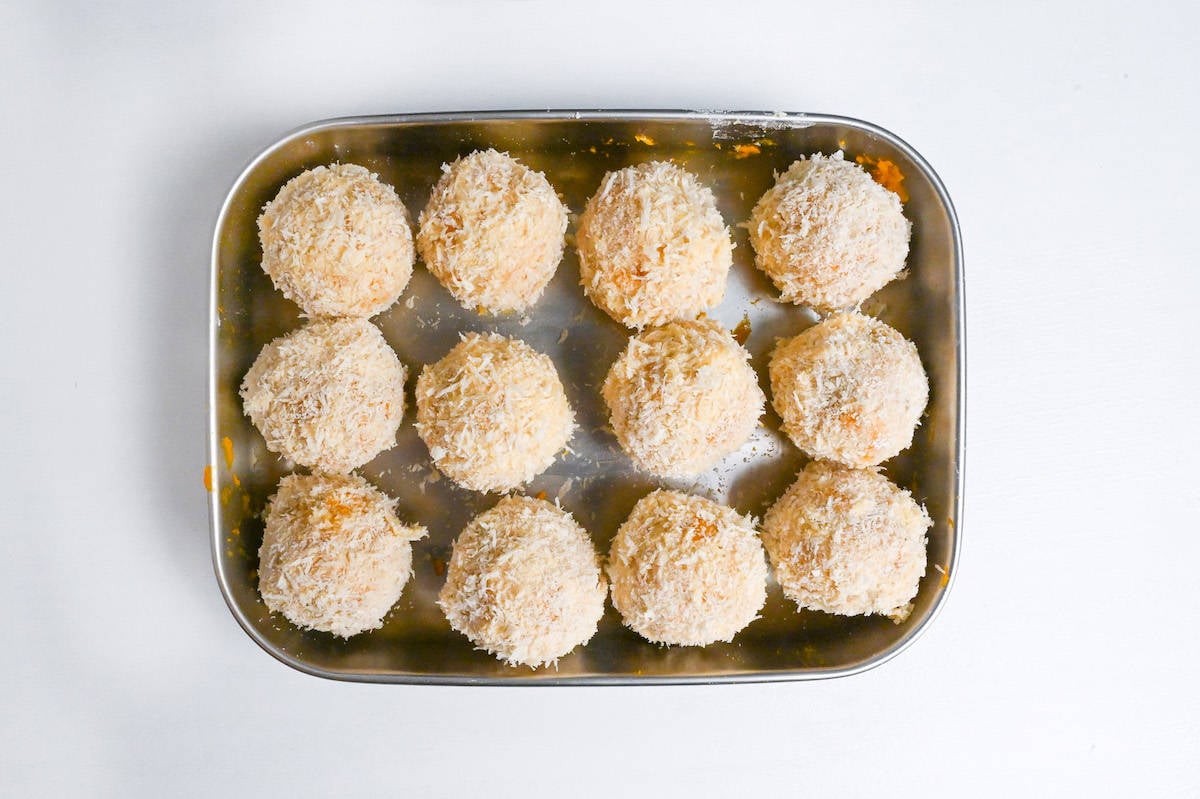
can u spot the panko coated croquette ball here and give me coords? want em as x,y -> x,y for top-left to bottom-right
258,472 -> 427,638
602,319 -> 764,477
438,496 -> 607,668
769,311 -> 927,468
415,333 -> 575,493
258,163 -> 414,317
417,149 -> 568,313
607,490 -> 767,646
748,151 -> 910,311
762,460 -> 930,620
576,161 -> 733,328
240,318 -> 406,474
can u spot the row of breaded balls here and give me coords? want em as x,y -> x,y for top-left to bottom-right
242,150 -> 931,667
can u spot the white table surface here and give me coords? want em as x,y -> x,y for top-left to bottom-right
4,1 -> 1198,795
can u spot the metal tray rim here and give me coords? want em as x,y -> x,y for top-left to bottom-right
207,109 -> 965,685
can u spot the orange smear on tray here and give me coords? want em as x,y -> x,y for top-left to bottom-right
733,144 -> 760,159
732,314 -> 752,346
221,436 -> 235,469
203,465 -> 213,492
855,154 -> 909,202
634,133 -> 655,145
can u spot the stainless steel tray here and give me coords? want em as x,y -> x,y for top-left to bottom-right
209,110 -> 964,684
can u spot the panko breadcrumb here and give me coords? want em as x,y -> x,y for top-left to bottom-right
769,311 -> 927,467
577,161 -> 732,328
258,163 -> 414,317
748,151 -> 910,310
258,472 -> 427,638
607,490 -> 767,646
417,149 -> 568,313
240,318 -> 406,474
762,460 -> 930,620
438,496 -> 607,668
602,319 -> 764,477
415,333 -> 575,492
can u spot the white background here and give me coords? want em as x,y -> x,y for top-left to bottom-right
3,1 -> 1198,795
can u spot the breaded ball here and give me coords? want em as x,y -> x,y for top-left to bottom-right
258,163 -> 414,317
607,490 -> 767,646
415,333 -> 575,492
240,318 -> 406,474
258,472 -> 427,638
602,319 -> 764,477
748,151 -> 910,310
762,460 -> 930,620
417,149 -> 568,313
438,496 -> 607,668
577,161 -> 733,328
769,311 -> 927,467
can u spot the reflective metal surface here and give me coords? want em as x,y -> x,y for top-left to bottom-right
209,110 -> 964,684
